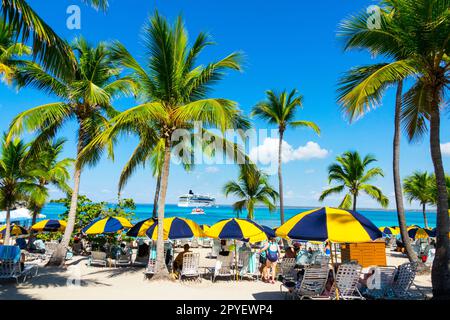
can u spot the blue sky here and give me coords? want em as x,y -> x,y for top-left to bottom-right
0,0 -> 448,209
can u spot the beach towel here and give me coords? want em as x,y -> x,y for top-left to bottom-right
0,245 -> 21,263
248,252 -> 257,274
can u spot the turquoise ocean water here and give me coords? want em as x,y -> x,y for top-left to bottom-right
40,202 -> 436,229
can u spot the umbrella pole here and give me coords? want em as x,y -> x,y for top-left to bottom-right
330,242 -> 339,300
234,240 -> 238,281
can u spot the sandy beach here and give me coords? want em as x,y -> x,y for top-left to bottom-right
0,248 -> 433,300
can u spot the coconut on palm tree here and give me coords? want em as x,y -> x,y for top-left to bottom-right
319,151 -> 389,211
26,138 -> 73,246
223,164 -> 278,220
338,0 -> 449,297
0,135 -> 43,244
403,171 -> 435,228
79,12 -> 249,278
1,0 -> 108,78
251,89 -> 320,225
0,18 -> 30,85
6,37 -> 134,265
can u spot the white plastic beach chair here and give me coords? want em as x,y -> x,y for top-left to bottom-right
115,251 -> 132,267
133,254 -> 149,267
211,254 -> 234,282
201,238 -> 213,248
190,238 -> 199,248
87,251 -> 108,267
44,241 -> 59,258
208,239 -> 221,258
0,260 -> 39,284
313,254 -> 330,267
330,263 -> 365,300
180,252 -> 200,281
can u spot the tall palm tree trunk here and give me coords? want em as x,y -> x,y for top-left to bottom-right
422,203 -> 428,229
352,193 -> 357,211
429,106 -> 450,298
152,171 -> 161,219
4,208 -> 11,245
28,206 -> 40,250
49,132 -> 83,266
278,130 -> 285,225
153,140 -> 171,279
393,81 -> 418,263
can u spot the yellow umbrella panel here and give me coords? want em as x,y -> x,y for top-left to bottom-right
205,218 -> 268,243
145,217 -> 204,240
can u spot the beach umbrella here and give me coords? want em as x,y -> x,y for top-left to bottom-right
144,217 -> 204,240
31,219 -> 67,232
379,226 -> 399,236
126,218 -> 156,237
0,224 -> 28,238
82,216 -> 133,235
407,227 -> 435,239
261,225 -> 276,238
205,218 -> 268,281
205,218 -> 268,243
275,207 -> 382,243
200,224 -> 210,233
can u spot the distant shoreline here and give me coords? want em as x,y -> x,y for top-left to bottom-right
47,201 -> 432,213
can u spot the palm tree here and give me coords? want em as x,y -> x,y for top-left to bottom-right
0,18 -> 30,85
339,0 -> 449,297
0,135 -> 42,244
26,138 -> 73,246
251,89 -> 320,225
1,0 -> 108,78
403,172 -> 435,228
79,12 -> 249,278
6,37 -> 134,265
319,151 -> 388,211
223,165 -> 278,219
337,2 -> 419,263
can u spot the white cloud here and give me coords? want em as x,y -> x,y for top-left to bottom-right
249,138 -> 329,165
441,143 -> 450,156
205,166 -> 220,174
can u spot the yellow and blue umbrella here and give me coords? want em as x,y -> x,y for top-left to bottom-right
408,227 -> 435,239
261,225 -> 276,238
31,219 -> 67,232
145,217 -> 204,240
126,218 -> 156,237
379,226 -> 399,236
0,224 -> 28,237
275,207 -> 383,243
205,218 -> 268,243
82,216 -> 133,235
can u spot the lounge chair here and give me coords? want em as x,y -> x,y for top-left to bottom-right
312,254 -> 330,267
207,239 -> 221,258
190,238 -> 199,248
115,251 -> 132,267
384,262 -> 425,300
364,266 -> 397,299
285,264 -> 329,300
201,238 -> 213,248
180,252 -> 200,281
210,253 -> 234,282
330,263 -> 365,300
277,257 -> 296,281
239,251 -> 259,280
0,246 -> 38,284
87,251 -> 108,267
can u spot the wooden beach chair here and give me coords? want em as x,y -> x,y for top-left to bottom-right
180,252 -> 200,281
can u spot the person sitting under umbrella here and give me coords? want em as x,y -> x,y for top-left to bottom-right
173,244 -> 191,274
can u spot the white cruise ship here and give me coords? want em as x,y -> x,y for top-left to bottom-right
177,190 -> 216,207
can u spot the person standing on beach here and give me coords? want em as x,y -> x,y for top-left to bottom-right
260,237 -> 281,284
